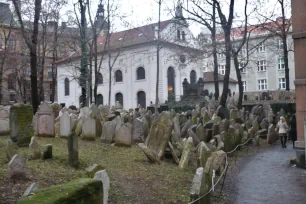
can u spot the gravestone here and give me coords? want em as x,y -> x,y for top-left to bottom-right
139,112 -> 173,161
172,116 -> 181,143
179,137 -> 194,169
10,104 -> 34,147
6,140 -> 18,161
60,112 -> 71,138
51,103 -> 62,119
90,104 -> 102,139
0,106 -> 10,135
36,103 -> 54,137
131,118 -> 145,143
94,170 -> 110,204
8,154 -> 26,179
23,183 -> 39,197
43,144 -> 52,159
196,142 -> 212,168
86,164 -> 104,178
114,123 -> 132,147
267,124 -> 278,144
81,117 -> 96,140
101,121 -> 116,143
54,122 -> 60,137
29,136 -> 41,160
68,132 -> 79,168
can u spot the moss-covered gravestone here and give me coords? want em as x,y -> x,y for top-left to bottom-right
68,132 -> 79,168
10,104 -> 34,147
17,178 -> 103,204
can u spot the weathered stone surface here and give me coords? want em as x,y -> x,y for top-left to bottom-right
168,141 -> 180,165
214,135 -> 224,151
114,123 -> 132,147
196,124 -> 206,142
190,167 -> 204,202
60,112 -> 71,137
142,117 -> 150,140
23,183 -> 39,197
172,116 -> 181,143
212,122 -> 220,136
202,111 -> 211,124
230,109 -> 238,120
219,119 -> 230,133
68,132 -> 79,168
86,164 -> 104,178
256,129 -> 268,139
188,125 -> 199,146
205,150 -> 226,175
54,122 -> 60,137
0,106 -> 10,135
260,118 -> 269,130
131,118 -> 145,143
29,136 -> 41,160
51,103 -> 62,119
43,144 -> 52,159
94,170 -> 110,204
81,117 -> 96,140
8,154 -> 26,179
36,102 -> 55,137
196,142 -> 212,168
138,143 -> 161,164
223,127 -> 236,152
267,124 -> 278,144
145,112 -> 173,160
203,120 -> 213,129
181,119 -> 192,138
101,121 -> 116,143
17,178 -> 103,204
10,104 -> 34,147
179,137 -> 193,169
6,140 -> 18,161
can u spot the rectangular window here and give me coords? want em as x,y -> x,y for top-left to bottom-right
218,64 -> 225,75
278,58 -> 285,70
242,81 -> 247,91
278,39 -> 283,50
257,60 -> 267,71
257,42 -> 265,52
258,79 -> 267,91
279,78 -> 286,89
218,51 -> 224,58
239,62 -> 246,73
239,47 -> 247,57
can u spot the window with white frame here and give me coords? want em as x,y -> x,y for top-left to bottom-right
278,57 -> 285,70
218,64 -> 225,75
258,79 -> 267,91
257,42 -> 265,52
239,62 -> 246,73
257,60 -> 267,71
218,51 -> 224,58
239,47 -> 247,57
278,39 -> 284,50
242,81 -> 247,91
279,78 -> 286,89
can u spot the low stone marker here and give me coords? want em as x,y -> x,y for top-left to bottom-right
23,183 -> 39,197
43,144 -> 52,159
94,170 -> 110,204
8,154 -> 26,179
17,178 -> 103,203
10,104 -> 34,147
29,136 -> 41,160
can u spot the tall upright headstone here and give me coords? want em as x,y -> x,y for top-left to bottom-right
10,104 -> 34,147
0,106 -> 10,135
60,112 -> 71,138
36,102 -> 54,137
68,132 -> 79,168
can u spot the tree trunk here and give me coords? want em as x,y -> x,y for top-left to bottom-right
219,31 -> 232,107
283,36 -> 290,91
155,0 -> 161,113
212,1 -> 219,101
233,53 -> 243,109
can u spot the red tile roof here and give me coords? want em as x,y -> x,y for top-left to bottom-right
203,71 -> 238,83
56,20 -> 173,64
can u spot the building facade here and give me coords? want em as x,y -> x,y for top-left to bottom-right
56,4 -> 203,109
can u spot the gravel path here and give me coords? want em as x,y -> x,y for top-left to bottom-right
230,143 -> 306,204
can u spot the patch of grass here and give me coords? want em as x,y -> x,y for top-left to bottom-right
0,136 -> 195,204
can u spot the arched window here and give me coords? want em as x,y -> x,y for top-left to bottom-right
136,67 -> 145,80
177,30 -> 181,40
137,91 -> 146,108
115,70 -> 123,82
64,78 -> 70,96
97,73 -> 103,84
7,73 -> 15,90
115,92 -> 123,107
182,31 -> 186,41
190,70 -> 197,84
97,94 -> 103,105
167,67 -> 175,101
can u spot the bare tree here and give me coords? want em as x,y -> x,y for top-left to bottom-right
12,0 -> 43,114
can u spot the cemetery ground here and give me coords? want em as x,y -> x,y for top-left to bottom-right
0,134 -> 274,204
0,135 -> 196,204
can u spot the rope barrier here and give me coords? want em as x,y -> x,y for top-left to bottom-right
188,137 -> 255,204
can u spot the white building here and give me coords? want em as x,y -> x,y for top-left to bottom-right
56,3 -> 203,109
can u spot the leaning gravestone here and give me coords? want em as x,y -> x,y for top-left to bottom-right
10,104 -> 34,147
179,137 -> 194,169
0,106 -> 10,135
139,112 -> 173,161
196,142 -> 212,168
60,112 -> 71,138
81,116 -> 96,140
36,103 -> 54,137
8,154 -> 26,179
94,170 -> 110,204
